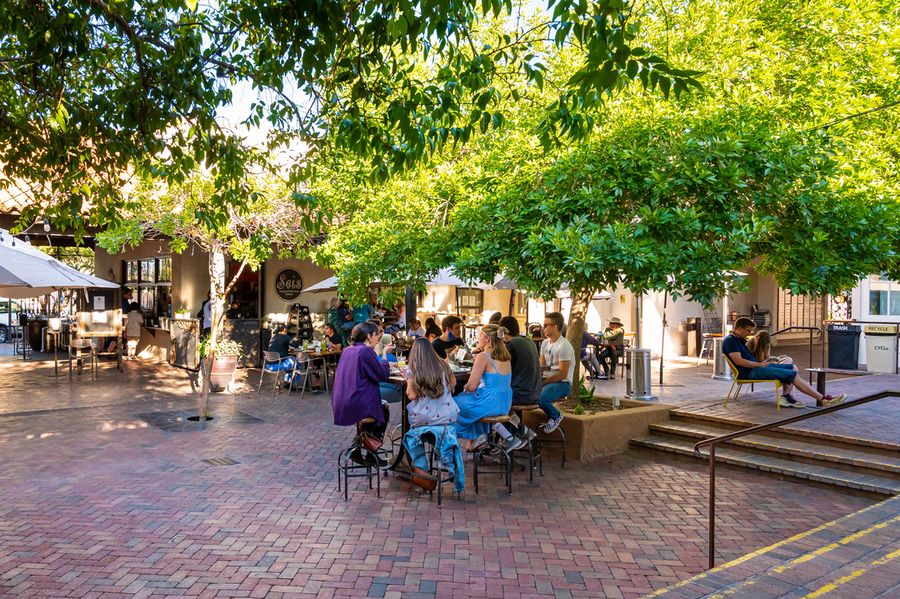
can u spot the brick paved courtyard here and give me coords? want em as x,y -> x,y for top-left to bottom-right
0,356 -> 886,598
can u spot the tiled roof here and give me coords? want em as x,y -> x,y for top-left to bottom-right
0,179 -> 33,215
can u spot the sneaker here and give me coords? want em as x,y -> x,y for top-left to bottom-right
519,426 -> 537,442
778,395 -> 805,408
596,374 -> 608,380
818,394 -> 846,407
468,433 -> 488,452
503,437 -> 527,453
542,414 -> 564,433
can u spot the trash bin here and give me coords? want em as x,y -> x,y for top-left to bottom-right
827,324 -> 861,370
28,318 -> 46,352
863,325 -> 898,373
625,348 -> 654,400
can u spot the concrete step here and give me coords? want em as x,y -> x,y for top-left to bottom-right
650,419 -> 900,475
668,408 -> 900,452
647,496 -> 900,598
629,435 -> 900,495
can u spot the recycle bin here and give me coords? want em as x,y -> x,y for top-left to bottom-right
863,325 -> 898,373
827,323 -> 861,370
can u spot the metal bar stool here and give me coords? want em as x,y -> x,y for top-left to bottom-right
407,428 -> 460,506
68,338 -> 97,379
535,401 -> 567,469
473,414 -> 513,496
510,405 -> 543,483
337,418 -> 387,501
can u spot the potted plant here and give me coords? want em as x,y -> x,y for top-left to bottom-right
174,307 -> 192,320
200,338 -> 243,391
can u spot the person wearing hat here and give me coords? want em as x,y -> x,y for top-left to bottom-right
597,317 -> 625,378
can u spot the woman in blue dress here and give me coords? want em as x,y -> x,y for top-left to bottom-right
453,323 -> 513,450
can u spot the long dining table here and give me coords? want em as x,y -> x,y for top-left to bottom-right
289,346 -> 342,392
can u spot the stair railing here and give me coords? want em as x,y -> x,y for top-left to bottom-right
693,390 -> 900,569
770,325 -> 821,383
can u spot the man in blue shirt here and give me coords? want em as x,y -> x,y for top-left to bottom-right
723,317 -> 845,408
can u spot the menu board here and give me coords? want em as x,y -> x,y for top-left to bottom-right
77,289 -> 121,337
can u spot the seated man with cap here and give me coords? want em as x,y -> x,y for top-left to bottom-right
597,317 -> 625,379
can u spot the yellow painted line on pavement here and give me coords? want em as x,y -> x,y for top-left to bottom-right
803,546 -> 900,598
642,499 -> 899,599
704,514 -> 900,598
770,514 -> 900,571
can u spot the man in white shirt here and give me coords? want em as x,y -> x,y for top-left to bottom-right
539,311 -> 575,433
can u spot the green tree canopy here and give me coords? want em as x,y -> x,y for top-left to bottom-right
313,0 -> 900,303
0,0 -> 695,236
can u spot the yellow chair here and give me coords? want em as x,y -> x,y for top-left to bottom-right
722,354 -> 783,413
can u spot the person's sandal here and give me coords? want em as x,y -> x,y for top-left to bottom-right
411,467 -> 437,492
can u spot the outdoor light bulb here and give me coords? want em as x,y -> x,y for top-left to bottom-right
43,218 -> 50,232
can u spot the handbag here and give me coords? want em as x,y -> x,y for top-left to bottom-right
360,432 -> 383,453
411,467 -> 437,492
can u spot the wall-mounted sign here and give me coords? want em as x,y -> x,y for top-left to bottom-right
274,268 -> 304,301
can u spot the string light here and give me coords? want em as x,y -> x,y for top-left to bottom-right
43,217 -> 51,233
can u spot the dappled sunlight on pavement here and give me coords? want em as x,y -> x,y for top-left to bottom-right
0,358 -> 882,598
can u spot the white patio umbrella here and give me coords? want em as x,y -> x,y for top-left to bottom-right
0,229 -> 118,298
301,275 -> 340,293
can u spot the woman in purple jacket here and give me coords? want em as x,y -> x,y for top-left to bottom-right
332,321 -> 394,464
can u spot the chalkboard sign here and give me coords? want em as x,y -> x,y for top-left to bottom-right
274,268 -> 304,301
76,288 -> 121,337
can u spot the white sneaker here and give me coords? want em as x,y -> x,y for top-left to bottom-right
503,437 -> 526,453
542,414 -> 564,433
778,396 -> 806,408
468,433 -> 488,452
819,394 -> 846,407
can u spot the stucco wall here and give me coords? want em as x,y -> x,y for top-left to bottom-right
262,257 -> 335,321
95,241 -> 214,316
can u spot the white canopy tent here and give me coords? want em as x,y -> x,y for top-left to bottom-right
0,229 -> 118,298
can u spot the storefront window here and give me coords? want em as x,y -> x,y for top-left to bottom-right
123,257 -> 173,320
457,288 -> 484,316
157,257 -> 172,282
125,261 -> 139,285
869,275 -> 900,316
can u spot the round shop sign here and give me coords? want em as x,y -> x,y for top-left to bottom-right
274,268 -> 304,301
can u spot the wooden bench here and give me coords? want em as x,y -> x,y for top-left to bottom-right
805,367 -> 869,395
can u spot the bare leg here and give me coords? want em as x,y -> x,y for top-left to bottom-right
790,375 -> 823,403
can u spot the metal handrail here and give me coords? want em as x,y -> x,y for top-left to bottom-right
770,325 -> 821,336
692,390 -> 900,569
771,325 -> 822,383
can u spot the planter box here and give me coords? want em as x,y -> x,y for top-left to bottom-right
523,399 -> 672,462
209,355 -> 238,391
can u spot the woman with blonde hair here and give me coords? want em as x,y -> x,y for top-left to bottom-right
747,331 -> 792,365
402,338 -> 464,493
452,324 -> 519,452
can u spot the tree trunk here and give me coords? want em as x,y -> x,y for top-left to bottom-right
198,245 -> 226,427
565,290 -> 593,399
